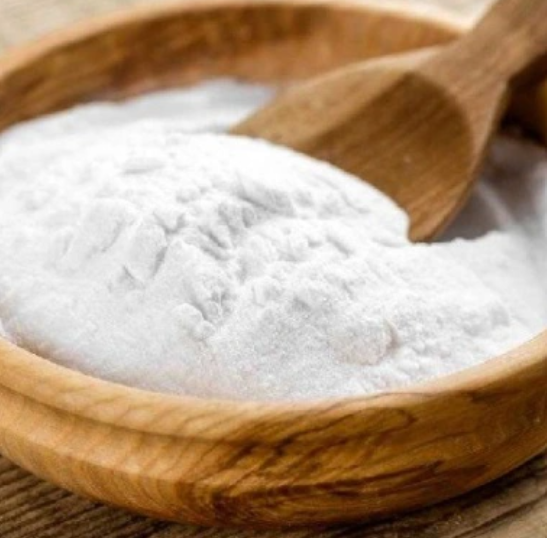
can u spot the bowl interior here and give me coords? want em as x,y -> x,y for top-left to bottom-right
0,0 -> 545,409
0,0 -> 545,413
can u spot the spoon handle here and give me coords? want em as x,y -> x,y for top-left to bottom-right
455,0 -> 547,89
424,0 -> 547,92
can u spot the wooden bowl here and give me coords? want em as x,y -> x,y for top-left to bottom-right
0,0 -> 547,529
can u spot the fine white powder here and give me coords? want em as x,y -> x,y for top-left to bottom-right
0,79 -> 545,401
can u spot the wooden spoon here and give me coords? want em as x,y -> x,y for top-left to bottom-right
233,0 -> 547,241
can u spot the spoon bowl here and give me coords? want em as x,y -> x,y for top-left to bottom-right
237,48 -> 478,240
0,0 -> 547,528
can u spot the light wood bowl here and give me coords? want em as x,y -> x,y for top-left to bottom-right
0,0 -> 547,529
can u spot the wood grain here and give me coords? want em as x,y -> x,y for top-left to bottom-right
0,0 -> 547,535
1,443 -> 547,537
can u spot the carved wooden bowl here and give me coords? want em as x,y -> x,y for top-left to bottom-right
0,0 -> 546,529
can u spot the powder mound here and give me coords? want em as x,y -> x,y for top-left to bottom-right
0,105 -> 537,401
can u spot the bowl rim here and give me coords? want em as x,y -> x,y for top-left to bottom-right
0,0 -> 545,442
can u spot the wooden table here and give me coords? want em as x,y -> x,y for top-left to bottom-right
0,0 -> 545,536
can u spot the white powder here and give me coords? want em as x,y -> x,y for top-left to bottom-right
0,79 -> 544,401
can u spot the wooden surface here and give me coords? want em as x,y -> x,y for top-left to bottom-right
0,0 -> 546,536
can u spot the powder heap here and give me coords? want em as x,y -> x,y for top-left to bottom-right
0,80 -> 544,401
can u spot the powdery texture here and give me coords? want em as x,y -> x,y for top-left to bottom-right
0,80 -> 543,401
